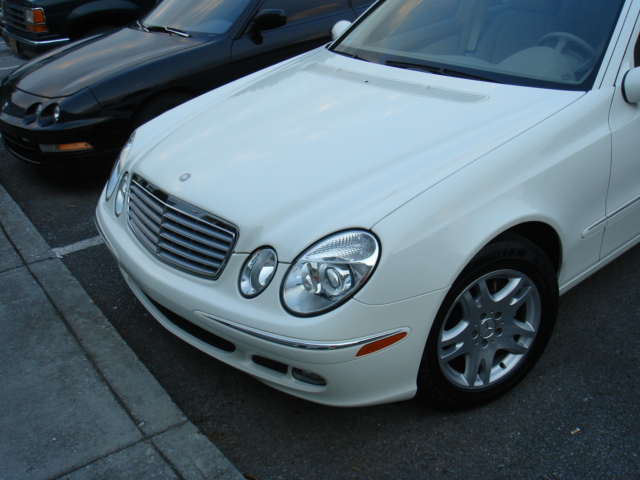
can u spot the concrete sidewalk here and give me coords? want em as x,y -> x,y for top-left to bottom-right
0,182 -> 245,479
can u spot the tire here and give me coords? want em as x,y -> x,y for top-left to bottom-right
417,233 -> 558,409
132,92 -> 193,129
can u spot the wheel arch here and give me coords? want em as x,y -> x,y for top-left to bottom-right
363,196 -> 567,306
494,221 -> 562,274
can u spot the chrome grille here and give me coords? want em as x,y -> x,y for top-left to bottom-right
2,1 -> 27,32
127,175 -> 238,279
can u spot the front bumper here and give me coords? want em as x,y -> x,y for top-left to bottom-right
96,190 -> 447,407
2,27 -> 68,58
0,85 -> 129,168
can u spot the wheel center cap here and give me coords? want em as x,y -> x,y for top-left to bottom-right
480,318 -> 497,339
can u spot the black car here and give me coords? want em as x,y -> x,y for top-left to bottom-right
0,0 -> 373,170
1,0 -> 158,58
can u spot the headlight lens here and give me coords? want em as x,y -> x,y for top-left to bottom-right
282,230 -> 380,316
105,133 -> 135,201
36,103 -> 59,126
114,173 -> 129,217
239,247 -> 278,298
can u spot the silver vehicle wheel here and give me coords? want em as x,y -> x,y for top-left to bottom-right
418,233 -> 558,409
438,269 -> 541,389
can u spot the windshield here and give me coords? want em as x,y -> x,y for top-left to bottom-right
331,0 -> 626,90
142,0 -> 254,36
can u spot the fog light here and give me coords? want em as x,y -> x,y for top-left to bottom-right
292,368 -> 327,386
240,247 -> 277,298
40,142 -> 93,153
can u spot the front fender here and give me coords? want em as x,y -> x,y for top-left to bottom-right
359,88 -> 613,306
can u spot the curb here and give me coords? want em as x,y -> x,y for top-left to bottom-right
0,182 -> 244,480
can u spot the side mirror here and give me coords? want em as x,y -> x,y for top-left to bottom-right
622,67 -> 640,103
331,20 -> 351,41
252,9 -> 287,33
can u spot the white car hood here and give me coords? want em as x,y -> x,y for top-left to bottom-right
132,49 -> 583,258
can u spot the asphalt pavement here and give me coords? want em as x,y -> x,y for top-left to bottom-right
0,118 -> 244,480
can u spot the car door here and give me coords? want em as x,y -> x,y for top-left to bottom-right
231,0 -> 356,79
603,12 -> 640,258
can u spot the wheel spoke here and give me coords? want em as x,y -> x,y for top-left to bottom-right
441,320 -> 469,345
491,276 -> 526,306
462,348 -> 494,386
502,319 -> 536,338
463,350 -> 483,386
440,342 -> 467,362
476,279 -> 495,309
503,339 -> 529,355
477,351 -> 492,385
440,322 -> 474,362
462,288 -> 483,311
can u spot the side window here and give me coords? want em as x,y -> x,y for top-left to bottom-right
635,34 -> 640,67
261,0 -> 350,26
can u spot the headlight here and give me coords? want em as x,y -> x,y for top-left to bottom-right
239,247 -> 278,298
105,133 -> 135,201
282,230 -> 380,316
37,103 -> 59,126
114,172 -> 129,217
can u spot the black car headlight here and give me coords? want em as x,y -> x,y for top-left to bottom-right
281,230 -> 380,316
38,103 -> 60,125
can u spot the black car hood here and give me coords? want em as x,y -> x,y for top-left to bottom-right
8,28 -> 209,98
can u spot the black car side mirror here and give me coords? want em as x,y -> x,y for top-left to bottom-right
249,9 -> 286,45
251,9 -> 287,34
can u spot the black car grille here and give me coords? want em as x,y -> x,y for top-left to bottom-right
127,175 -> 238,279
2,1 -> 27,32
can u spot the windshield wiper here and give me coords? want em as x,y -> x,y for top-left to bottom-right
385,60 -> 499,83
144,25 -> 191,38
137,20 -> 149,33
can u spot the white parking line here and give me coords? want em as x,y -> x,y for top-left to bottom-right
52,236 -> 104,257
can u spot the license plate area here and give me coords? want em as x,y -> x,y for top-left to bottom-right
7,37 -> 18,55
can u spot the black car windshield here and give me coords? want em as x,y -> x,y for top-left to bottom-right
142,0 -> 254,36
331,0 -> 626,91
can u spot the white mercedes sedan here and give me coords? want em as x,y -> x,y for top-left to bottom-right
97,0 -> 639,408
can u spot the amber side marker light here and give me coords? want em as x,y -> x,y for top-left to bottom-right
356,332 -> 408,357
26,8 -> 48,33
40,142 -> 93,153
27,24 -> 47,33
